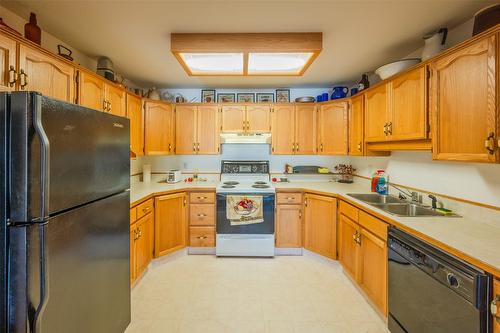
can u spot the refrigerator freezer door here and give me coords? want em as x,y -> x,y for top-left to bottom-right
0,91 -> 8,331
8,191 -> 131,333
9,92 -> 130,222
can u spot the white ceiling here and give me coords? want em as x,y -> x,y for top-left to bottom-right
2,0 -> 495,88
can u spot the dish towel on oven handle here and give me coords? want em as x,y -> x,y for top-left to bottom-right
226,195 -> 264,225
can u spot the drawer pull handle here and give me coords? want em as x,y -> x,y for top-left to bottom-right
197,235 -> 208,240
197,196 -> 207,200
286,197 -> 295,200
197,214 -> 206,217
142,207 -> 150,212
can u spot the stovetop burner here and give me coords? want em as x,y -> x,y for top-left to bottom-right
221,185 -> 236,189
252,184 -> 270,189
254,181 -> 267,185
223,181 -> 240,185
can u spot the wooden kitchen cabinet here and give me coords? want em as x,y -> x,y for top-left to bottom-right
493,278 -> 500,333
271,104 -> 295,154
155,192 -> 187,257
127,93 -> 144,157
189,190 -> 216,247
304,194 -> 337,259
105,83 -> 126,117
246,104 -> 271,133
318,102 -> 348,155
0,33 -> 17,92
364,83 -> 389,142
144,100 -> 174,155
78,70 -> 105,111
275,191 -> 304,248
294,104 -> 317,154
430,34 -> 498,163
18,44 -> 75,103
221,104 -> 246,133
130,200 -> 154,285
349,95 -> 364,155
176,104 -> 219,154
338,213 -> 360,280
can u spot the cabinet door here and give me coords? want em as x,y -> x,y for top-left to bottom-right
271,104 -> 295,154
144,101 -> 174,155
175,105 -> 197,154
295,104 -> 317,154
135,213 -> 154,278
130,223 -> 137,285
78,70 -> 105,111
0,34 -> 17,92
318,102 -> 348,155
246,105 -> 270,133
338,214 -> 359,281
18,44 -> 75,102
275,205 -> 302,248
155,193 -> 187,257
197,105 -> 220,154
390,67 -> 427,141
431,35 -> 498,162
493,278 -> 500,333
127,94 -> 143,157
359,227 -> 388,315
105,83 -> 126,117
304,194 -> 337,259
364,83 -> 389,142
349,96 -> 364,155
221,105 -> 245,133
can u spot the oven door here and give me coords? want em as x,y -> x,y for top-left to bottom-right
216,193 -> 275,234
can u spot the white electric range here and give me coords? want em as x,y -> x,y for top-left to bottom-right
215,161 -> 275,257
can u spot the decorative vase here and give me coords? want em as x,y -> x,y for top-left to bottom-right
24,13 -> 41,45
338,174 -> 354,184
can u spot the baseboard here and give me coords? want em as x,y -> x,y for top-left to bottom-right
151,247 -> 187,266
188,247 -> 216,255
302,249 -> 340,267
275,247 -> 303,256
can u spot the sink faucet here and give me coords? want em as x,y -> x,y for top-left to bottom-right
428,194 -> 438,209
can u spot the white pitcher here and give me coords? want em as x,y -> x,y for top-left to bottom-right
421,28 -> 448,61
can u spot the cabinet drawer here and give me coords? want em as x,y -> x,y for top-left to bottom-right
189,227 -> 215,247
130,207 -> 137,224
190,204 -> 215,226
359,211 -> 387,241
276,192 -> 303,205
136,198 -> 154,219
190,192 -> 215,204
339,201 -> 359,222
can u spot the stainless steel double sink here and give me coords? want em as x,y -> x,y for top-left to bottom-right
347,193 -> 459,217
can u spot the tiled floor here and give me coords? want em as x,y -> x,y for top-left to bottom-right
126,252 -> 388,333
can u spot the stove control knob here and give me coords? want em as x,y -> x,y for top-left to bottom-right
446,273 -> 459,288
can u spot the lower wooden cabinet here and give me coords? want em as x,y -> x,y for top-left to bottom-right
188,191 -> 215,247
189,227 -> 215,247
275,203 -> 302,248
130,205 -> 154,285
338,201 -> 388,315
155,192 -> 187,257
304,194 -> 337,258
493,278 -> 500,333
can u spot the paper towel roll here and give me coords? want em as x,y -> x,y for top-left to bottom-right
143,164 -> 151,183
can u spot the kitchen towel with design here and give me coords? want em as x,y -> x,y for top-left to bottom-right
226,195 -> 263,225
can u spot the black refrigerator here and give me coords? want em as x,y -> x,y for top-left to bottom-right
0,92 -> 131,333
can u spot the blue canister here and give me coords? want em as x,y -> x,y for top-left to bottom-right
350,87 -> 359,96
316,95 -> 323,102
331,86 -> 349,99
322,92 -> 329,101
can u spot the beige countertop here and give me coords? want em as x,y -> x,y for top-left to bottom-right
130,178 -> 500,276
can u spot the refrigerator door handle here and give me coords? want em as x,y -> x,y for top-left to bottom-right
32,95 -> 50,220
32,225 -> 48,333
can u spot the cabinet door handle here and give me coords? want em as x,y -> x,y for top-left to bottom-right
292,143 -> 295,152
107,101 -> 112,112
383,123 -> 389,136
387,122 -> 393,135
299,210 -> 302,219
8,66 -> 17,86
103,100 -> 108,111
485,132 -> 496,154
19,69 -> 28,89
296,143 -> 299,152
320,143 -> 324,152
193,143 -> 196,152
357,142 -> 362,151
168,144 -> 172,152
304,198 -> 308,207
491,293 -> 500,323
197,143 -> 200,152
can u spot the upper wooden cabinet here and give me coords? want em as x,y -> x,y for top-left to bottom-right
304,194 -> 337,259
430,34 -> 498,163
271,104 -> 316,155
18,44 -> 75,103
144,100 -> 174,155
105,83 -> 126,117
127,93 -> 144,157
318,102 -> 348,155
78,70 -> 105,111
0,33 -> 17,92
493,278 -> 500,333
294,104 -> 317,154
222,104 -> 270,133
364,83 -> 390,142
155,192 -> 187,258
176,104 -> 220,155
349,95 -> 364,155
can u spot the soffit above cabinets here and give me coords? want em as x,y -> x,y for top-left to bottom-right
171,33 -> 322,76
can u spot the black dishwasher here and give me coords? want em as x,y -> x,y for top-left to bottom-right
388,227 -> 491,333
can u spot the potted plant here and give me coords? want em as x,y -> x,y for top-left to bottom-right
334,164 -> 356,183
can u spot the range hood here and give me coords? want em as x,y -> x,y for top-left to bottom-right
220,133 -> 271,144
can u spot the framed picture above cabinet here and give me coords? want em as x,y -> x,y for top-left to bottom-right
237,93 -> 255,103
256,93 -> 274,103
276,89 -> 290,103
217,93 -> 236,103
201,89 -> 216,103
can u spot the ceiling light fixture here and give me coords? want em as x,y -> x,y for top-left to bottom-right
171,33 -> 322,76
